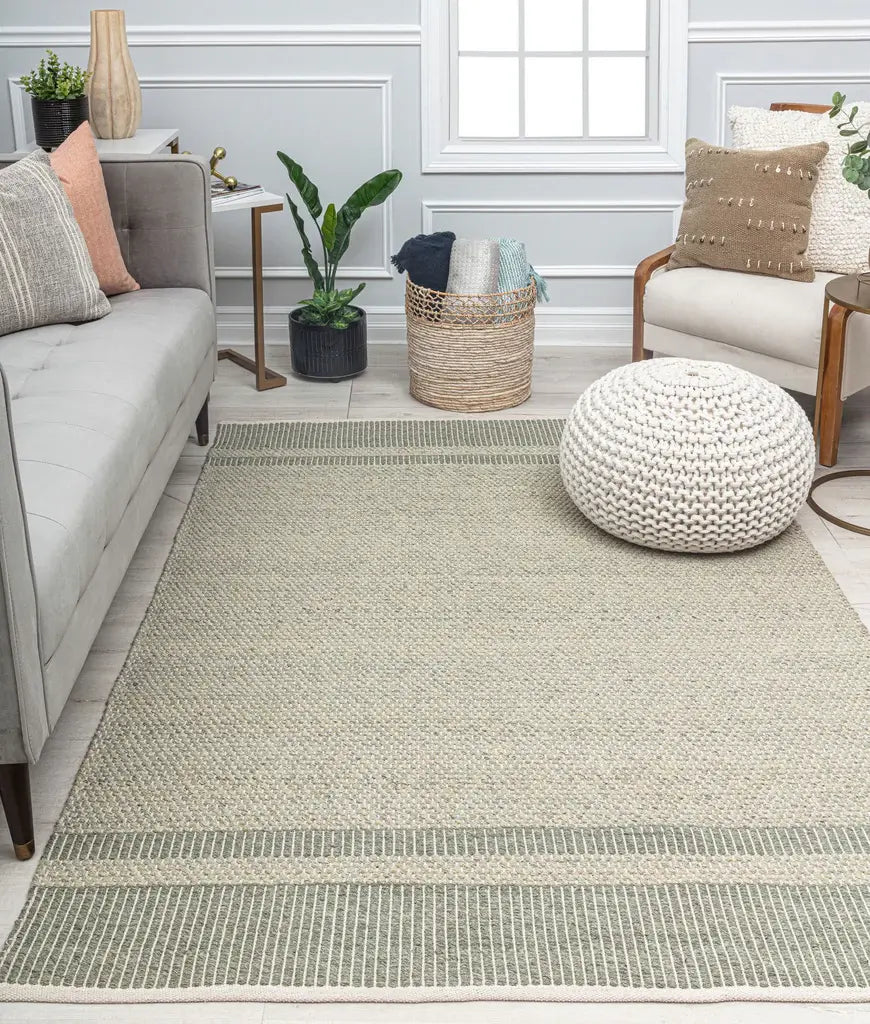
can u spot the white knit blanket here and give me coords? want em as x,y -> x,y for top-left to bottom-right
446,238 -> 500,294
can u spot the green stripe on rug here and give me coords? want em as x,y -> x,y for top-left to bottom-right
209,418 -> 564,467
41,825 -> 870,862
2,883 -> 869,991
211,418 -> 565,453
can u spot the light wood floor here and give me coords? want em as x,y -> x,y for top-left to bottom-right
1,344 -> 870,1024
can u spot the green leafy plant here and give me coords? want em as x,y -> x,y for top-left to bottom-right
830,91 -> 870,193
296,288 -> 367,329
277,153 -> 402,328
20,50 -> 90,101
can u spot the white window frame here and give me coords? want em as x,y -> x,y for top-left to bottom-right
420,0 -> 688,173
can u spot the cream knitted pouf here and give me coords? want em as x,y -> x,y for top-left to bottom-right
560,358 -> 816,553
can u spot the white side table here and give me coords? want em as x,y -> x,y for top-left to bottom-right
15,127 -> 179,156
213,191 -> 287,391
93,128 -> 179,154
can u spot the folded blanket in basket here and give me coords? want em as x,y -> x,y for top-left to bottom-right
391,231 -> 456,292
498,237 -> 550,302
446,238 -> 500,295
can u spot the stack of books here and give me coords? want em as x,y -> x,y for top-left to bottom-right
211,182 -> 266,208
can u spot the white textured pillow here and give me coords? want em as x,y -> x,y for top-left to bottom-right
729,104 -> 870,275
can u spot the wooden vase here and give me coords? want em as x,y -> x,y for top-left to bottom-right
87,9 -> 141,139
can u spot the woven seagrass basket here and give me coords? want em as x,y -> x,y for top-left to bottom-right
405,279 -> 536,413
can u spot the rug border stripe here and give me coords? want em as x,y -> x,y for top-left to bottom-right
41,825 -> 870,863
2,882 -> 868,995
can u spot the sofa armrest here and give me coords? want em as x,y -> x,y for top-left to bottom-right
632,245 -> 675,361
0,368 -> 49,765
99,154 -> 215,302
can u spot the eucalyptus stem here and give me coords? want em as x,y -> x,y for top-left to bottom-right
830,91 -> 870,193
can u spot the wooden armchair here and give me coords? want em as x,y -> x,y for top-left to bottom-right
632,103 -> 869,467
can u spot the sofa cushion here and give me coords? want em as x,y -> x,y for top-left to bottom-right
0,288 -> 214,659
643,266 -> 847,369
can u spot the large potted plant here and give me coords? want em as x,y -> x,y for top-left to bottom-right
20,50 -> 90,151
277,153 -> 402,380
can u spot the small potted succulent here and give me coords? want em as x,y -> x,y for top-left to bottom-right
830,91 -> 870,281
277,152 -> 402,380
20,50 -> 90,151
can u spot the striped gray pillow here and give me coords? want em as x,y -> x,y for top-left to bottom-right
0,150 -> 110,338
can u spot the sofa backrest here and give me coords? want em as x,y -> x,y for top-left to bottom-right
0,152 -> 215,301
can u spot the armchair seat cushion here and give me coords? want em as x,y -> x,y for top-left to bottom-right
0,288 -> 214,661
644,266 -> 845,369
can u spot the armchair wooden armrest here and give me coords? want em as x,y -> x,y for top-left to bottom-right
632,245 -> 675,361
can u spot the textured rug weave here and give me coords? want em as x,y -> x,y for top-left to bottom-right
2,418 -> 870,1003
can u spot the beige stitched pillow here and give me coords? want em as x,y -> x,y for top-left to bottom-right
668,137 -> 829,283
730,104 -> 870,275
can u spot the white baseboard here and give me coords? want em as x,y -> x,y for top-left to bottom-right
216,306 -> 632,347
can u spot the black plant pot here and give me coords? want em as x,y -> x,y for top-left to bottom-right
31,95 -> 89,150
289,307 -> 367,381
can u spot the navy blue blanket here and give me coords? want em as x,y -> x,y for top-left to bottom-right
391,231 -> 456,292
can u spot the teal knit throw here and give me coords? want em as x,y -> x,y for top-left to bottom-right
497,237 -> 549,301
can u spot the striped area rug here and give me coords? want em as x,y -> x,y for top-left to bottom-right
1,418 -> 869,1003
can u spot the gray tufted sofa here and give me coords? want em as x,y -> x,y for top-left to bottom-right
0,153 -> 216,860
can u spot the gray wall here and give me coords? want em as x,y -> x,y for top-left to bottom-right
2,1 -> 868,343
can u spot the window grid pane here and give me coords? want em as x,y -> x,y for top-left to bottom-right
453,0 -> 652,141
458,56 -> 520,137
524,0 -> 584,51
457,0 -> 518,51
588,0 -> 648,51
525,57 -> 584,137
588,56 -> 647,137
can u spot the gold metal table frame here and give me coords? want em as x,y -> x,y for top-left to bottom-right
217,202 -> 287,391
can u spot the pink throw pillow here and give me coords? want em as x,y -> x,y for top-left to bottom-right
49,123 -> 139,296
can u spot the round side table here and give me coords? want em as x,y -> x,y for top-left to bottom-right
808,274 -> 870,535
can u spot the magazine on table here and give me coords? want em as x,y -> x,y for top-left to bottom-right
211,181 -> 266,207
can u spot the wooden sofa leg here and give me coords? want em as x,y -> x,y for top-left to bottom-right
195,397 -> 209,447
817,306 -> 848,468
0,764 -> 35,861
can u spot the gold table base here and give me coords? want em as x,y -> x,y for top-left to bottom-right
217,203 -> 287,392
807,469 -> 870,537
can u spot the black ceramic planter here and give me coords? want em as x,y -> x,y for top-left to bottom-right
31,95 -> 89,150
289,307 -> 367,381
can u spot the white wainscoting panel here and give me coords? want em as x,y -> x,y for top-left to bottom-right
420,200 -> 682,278
9,74 -> 396,280
715,71 -> 870,144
